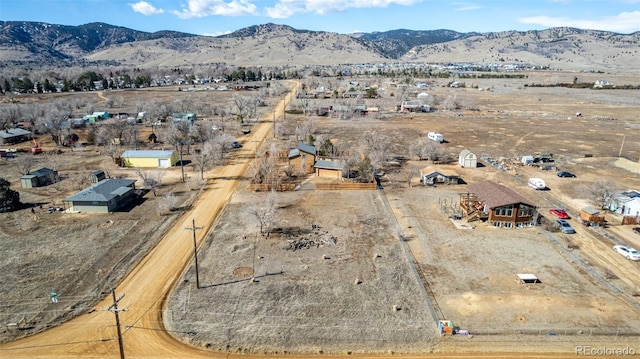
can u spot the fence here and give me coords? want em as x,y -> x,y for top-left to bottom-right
248,183 -> 296,192
316,182 -> 377,190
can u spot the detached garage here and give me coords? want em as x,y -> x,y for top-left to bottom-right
121,150 -> 178,168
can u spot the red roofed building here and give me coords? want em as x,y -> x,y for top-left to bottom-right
460,181 -> 537,229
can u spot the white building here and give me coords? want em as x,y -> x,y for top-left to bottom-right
609,190 -> 640,217
459,149 -> 477,168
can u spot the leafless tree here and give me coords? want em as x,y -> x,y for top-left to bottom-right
443,94 -> 461,111
157,192 -> 178,214
16,154 -> 37,175
232,94 -> 253,123
409,136 -> 431,160
402,165 -> 421,187
588,179 -> 620,210
249,148 -> 281,188
0,103 -> 23,129
424,141 -> 451,163
248,190 -> 277,237
294,118 -> 316,144
360,130 -> 391,169
36,101 -> 72,146
192,140 -> 217,180
105,97 -> 114,108
135,168 -> 164,196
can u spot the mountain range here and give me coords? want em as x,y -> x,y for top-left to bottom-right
0,21 -> 638,72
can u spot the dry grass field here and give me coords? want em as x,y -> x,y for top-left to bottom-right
2,71 -> 640,355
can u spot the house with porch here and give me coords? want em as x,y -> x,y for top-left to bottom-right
420,166 -> 460,185
460,181 -> 537,228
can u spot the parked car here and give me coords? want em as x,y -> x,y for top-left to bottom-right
231,141 -> 242,148
556,219 -> 575,234
613,245 -> 640,261
633,227 -> 640,235
557,171 -> 576,178
549,208 -> 570,219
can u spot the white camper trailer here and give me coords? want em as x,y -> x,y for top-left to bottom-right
427,132 -> 444,143
528,177 -> 546,190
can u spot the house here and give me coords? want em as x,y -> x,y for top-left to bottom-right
172,113 -> 197,125
288,143 -> 316,174
314,159 -> 345,178
20,168 -> 59,188
420,166 -> 459,185
121,149 -> 179,168
459,149 -> 477,168
0,128 -> 32,145
401,100 -> 429,112
460,181 -> 537,228
609,190 -> 640,217
63,179 -> 137,213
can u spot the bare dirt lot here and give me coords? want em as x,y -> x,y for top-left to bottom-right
2,71 -> 640,356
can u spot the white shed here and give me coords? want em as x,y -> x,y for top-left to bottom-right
459,149 -> 477,168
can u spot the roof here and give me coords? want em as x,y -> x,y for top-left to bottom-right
618,190 -> 640,202
0,128 -> 32,139
64,179 -> 136,203
420,166 -> 458,178
581,206 -> 600,215
288,143 -> 316,158
459,149 -> 475,157
314,160 -> 345,170
122,150 -> 175,158
467,181 -> 536,209
20,167 -> 56,179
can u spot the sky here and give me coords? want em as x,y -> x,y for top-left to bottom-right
1,0 -> 639,36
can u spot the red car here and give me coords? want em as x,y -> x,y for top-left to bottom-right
549,208 -> 570,219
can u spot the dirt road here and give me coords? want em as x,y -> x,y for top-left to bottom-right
0,84 -> 294,358
0,81 -> 632,359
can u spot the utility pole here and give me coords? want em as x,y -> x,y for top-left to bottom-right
106,289 -> 127,359
185,218 -> 203,288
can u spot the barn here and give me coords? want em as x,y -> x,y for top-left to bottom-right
458,149 -> 477,168
20,168 -> 59,188
121,150 -> 179,168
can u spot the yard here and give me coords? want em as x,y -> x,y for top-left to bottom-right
2,71 -> 640,355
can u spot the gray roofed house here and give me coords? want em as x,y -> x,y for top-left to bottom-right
64,179 -> 137,213
288,143 -> 317,174
287,143 -> 316,159
0,128 -> 32,145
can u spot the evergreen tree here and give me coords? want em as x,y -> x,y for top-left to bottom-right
0,178 -> 20,213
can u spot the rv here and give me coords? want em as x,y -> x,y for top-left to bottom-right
528,178 -> 546,190
427,132 -> 444,143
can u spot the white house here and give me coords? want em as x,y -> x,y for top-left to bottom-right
609,190 -> 640,217
459,149 -> 477,168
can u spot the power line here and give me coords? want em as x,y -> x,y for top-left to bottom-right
104,289 -> 127,359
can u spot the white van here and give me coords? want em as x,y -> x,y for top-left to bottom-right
528,177 -> 546,190
427,132 -> 444,143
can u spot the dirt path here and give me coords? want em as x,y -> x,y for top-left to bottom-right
0,83 -> 295,358
1,82 -> 632,358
